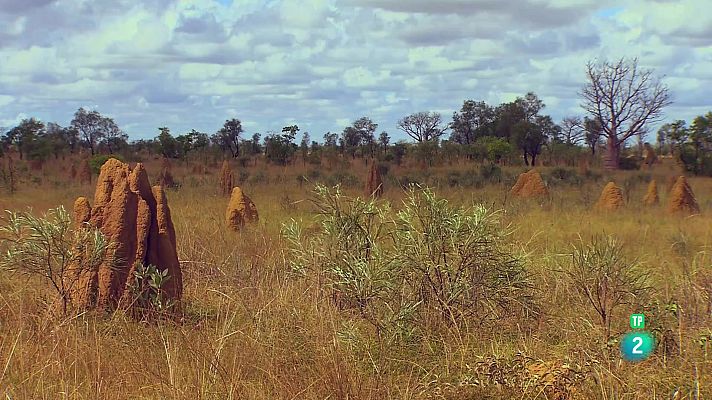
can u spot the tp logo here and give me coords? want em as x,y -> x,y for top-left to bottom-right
620,313 -> 654,362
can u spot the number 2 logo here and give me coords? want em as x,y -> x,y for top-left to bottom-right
632,336 -> 643,354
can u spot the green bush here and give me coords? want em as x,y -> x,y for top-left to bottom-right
679,145 -> 712,176
0,206 -> 110,314
283,185 -> 536,340
89,154 -> 125,175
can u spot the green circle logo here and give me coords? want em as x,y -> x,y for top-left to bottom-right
620,331 -> 655,362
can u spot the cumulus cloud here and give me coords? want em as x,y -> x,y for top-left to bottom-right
0,0 -> 710,140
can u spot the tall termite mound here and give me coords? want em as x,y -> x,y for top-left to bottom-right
668,176 -> 700,214
510,169 -> 548,197
365,162 -> 383,198
157,157 -> 176,188
226,186 -> 259,230
67,158 -> 183,311
642,180 -> 659,206
219,160 -> 233,196
595,182 -> 624,211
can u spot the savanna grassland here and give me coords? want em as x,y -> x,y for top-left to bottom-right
1,155 -> 711,400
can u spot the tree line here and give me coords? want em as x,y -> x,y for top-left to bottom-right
2,58 -> 708,172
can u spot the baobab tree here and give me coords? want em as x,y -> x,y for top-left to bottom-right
397,111 -> 447,142
580,58 -> 672,169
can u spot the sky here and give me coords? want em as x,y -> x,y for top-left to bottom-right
0,0 -> 711,141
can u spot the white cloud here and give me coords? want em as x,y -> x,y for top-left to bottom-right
0,0 -> 709,139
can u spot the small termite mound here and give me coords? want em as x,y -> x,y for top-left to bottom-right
365,162 -> 383,198
226,186 -> 259,231
595,182 -> 624,211
510,169 -> 548,197
642,180 -> 659,206
668,176 -> 700,214
219,160 -> 233,196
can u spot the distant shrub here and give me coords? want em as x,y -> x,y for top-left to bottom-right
546,167 -> 581,186
249,170 -> 268,184
306,169 -> 321,180
237,170 -> 250,184
376,162 -> 390,177
89,154 -> 125,175
479,163 -> 503,183
326,172 -> 359,188
618,155 -> 640,170
394,174 -> 423,189
679,146 -> 712,176
237,156 -> 251,168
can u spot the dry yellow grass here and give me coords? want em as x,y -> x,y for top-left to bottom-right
0,157 -> 711,399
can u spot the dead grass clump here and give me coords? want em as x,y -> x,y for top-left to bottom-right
595,181 -> 624,211
365,162 -> 383,198
511,169 -> 548,197
226,186 -> 259,231
219,160 -> 233,196
642,180 -> 659,206
668,176 -> 700,214
67,158 -> 183,311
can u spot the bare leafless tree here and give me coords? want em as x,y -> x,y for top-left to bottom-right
560,116 -> 584,145
580,58 -> 672,169
397,111 -> 447,142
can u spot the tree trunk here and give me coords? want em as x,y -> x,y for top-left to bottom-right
523,152 -> 529,166
604,137 -> 620,170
